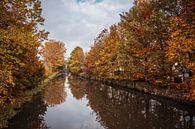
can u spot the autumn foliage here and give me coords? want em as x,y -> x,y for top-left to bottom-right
40,40 -> 66,76
68,47 -> 85,74
167,0 -> 195,99
69,0 -> 195,100
0,0 -> 48,127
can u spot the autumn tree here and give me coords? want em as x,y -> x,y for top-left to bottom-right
167,0 -> 195,99
167,0 -> 195,75
68,47 -> 85,74
84,29 -> 108,76
119,4 -> 152,80
118,0 -> 185,82
0,0 -> 48,127
81,0 -> 195,100
40,40 -> 66,75
95,25 -> 121,78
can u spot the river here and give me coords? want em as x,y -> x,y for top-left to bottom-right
6,75 -> 195,129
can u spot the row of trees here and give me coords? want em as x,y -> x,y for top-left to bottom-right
0,0 -> 66,127
68,0 -> 195,99
0,0 -> 47,127
0,0 -> 48,108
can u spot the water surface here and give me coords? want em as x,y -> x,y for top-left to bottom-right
6,75 -> 195,129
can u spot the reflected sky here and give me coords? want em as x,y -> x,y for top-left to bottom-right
43,76 -> 104,129
6,75 -> 195,129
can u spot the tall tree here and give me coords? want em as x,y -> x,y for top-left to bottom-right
167,0 -> 195,99
68,47 -> 85,74
118,0 -> 183,82
95,25 -> 121,78
167,0 -> 195,74
40,40 -> 66,75
84,29 -> 108,76
119,4 -> 151,80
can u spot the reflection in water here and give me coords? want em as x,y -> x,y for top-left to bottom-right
6,93 -> 49,129
69,77 -> 195,129
68,76 -> 86,100
43,75 -> 67,107
6,75 -> 195,129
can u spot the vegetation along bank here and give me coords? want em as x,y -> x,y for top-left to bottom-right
0,0 -> 66,128
68,0 -> 195,104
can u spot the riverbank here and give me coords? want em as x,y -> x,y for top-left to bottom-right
78,74 -> 195,107
0,72 -> 59,129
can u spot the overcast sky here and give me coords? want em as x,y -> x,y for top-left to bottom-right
41,0 -> 133,57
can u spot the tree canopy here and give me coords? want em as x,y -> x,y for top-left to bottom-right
40,40 -> 66,75
68,47 -> 85,74
78,0 -> 195,99
0,0 -> 48,127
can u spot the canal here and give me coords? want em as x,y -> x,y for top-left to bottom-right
6,75 -> 195,129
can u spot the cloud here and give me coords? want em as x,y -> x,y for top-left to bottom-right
41,0 -> 133,57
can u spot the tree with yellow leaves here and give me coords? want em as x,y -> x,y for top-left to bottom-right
40,40 -> 66,75
84,29 -> 108,76
0,0 -> 48,127
95,25 -> 121,78
68,47 -> 85,74
167,0 -> 195,99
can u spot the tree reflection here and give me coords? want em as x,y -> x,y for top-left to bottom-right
43,76 -> 67,107
69,76 -> 195,129
86,83 -> 195,129
68,76 -> 86,100
6,93 -> 49,129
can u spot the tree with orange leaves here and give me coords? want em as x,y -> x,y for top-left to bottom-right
95,25 -> 121,78
40,40 -> 66,75
68,46 -> 85,74
167,0 -> 195,99
84,29 -> 108,76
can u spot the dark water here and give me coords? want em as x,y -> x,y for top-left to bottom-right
6,75 -> 195,129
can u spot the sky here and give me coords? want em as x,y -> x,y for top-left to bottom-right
41,0 -> 133,57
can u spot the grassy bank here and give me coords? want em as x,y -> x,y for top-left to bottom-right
0,72 -> 58,129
